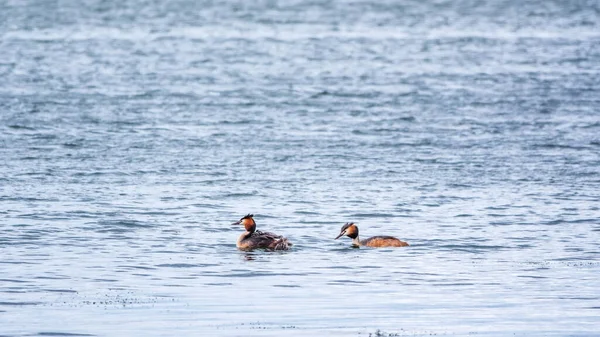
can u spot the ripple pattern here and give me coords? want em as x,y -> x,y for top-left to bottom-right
1,0 -> 600,336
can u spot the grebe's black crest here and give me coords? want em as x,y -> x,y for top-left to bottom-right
341,222 -> 354,232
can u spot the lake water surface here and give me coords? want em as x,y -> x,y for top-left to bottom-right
1,1 -> 600,336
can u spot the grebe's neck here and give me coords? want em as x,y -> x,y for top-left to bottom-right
241,228 -> 255,238
352,236 -> 361,247
238,231 -> 253,246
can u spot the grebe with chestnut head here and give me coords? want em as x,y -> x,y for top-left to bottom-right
335,222 -> 408,248
232,214 -> 291,251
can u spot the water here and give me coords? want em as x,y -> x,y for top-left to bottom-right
1,0 -> 600,336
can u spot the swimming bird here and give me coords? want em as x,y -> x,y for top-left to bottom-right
232,214 -> 291,251
334,222 -> 409,248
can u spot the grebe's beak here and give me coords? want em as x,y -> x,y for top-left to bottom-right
334,231 -> 345,240
231,219 -> 242,226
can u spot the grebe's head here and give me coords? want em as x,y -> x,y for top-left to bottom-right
232,214 -> 256,232
335,222 -> 358,239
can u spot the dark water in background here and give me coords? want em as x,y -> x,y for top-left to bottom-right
1,0 -> 600,336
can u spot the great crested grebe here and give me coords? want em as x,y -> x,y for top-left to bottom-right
335,222 -> 409,248
232,214 -> 291,251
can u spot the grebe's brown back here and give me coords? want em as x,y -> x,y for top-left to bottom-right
334,222 -> 408,248
232,214 -> 291,251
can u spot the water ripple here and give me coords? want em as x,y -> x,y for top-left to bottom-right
1,0 -> 599,336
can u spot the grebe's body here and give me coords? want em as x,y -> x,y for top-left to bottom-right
335,222 -> 408,248
233,214 -> 291,251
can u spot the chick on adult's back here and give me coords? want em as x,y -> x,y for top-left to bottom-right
232,214 -> 291,251
334,222 -> 408,248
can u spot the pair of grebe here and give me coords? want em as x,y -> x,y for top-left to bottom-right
232,214 -> 409,251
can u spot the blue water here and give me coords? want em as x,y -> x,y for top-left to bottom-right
1,1 -> 600,336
